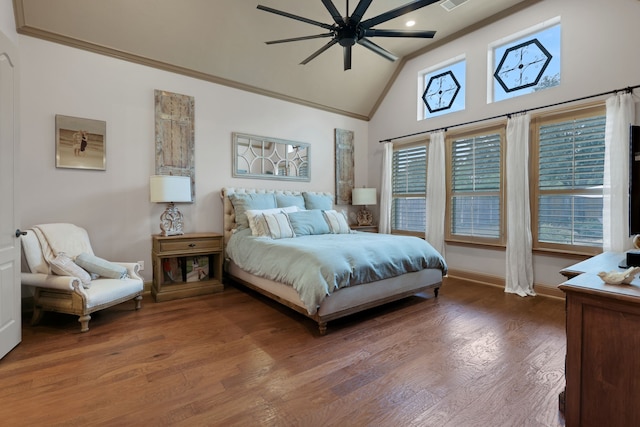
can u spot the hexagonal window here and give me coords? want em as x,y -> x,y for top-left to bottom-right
494,38 -> 552,93
490,21 -> 560,102
423,70 -> 461,113
419,58 -> 466,119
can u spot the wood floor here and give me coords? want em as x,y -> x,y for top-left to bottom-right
0,279 -> 567,426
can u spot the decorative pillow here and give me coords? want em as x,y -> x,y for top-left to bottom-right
276,194 -> 306,210
247,206 -> 299,237
76,252 -> 128,279
49,252 -> 92,288
229,193 -> 277,230
302,192 -> 333,210
323,210 -> 351,234
287,209 -> 331,236
262,212 -> 295,239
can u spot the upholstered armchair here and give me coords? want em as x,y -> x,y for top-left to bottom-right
20,224 -> 143,332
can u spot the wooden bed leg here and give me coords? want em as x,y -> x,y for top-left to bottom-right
318,322 -> 327,335
434,287 -> 440,298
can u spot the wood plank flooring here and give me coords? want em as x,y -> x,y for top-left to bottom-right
0,280 -> 567,426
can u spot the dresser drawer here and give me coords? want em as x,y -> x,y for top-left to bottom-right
157,236 -> 222,253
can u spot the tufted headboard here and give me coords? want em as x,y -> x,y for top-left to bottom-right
220,187 -> 334,245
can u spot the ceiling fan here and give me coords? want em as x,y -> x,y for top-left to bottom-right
257,0 -> 440,71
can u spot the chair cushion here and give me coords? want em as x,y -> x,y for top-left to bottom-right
84,278 -> 143,309
76,253 -> 128,279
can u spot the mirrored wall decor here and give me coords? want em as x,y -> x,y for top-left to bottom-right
233,132 -> 310,181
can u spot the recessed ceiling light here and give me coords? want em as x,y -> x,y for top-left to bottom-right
406,20 -> 416,27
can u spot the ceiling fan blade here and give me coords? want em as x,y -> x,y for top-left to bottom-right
257,5 -> 334,31
363,29 -> 436,38
357,38 -> 399,62
360,0 -> 440,29
344,45 -> 352,71
320,0 -> 345,26
300,39 -> 339,65
349,0 -> 373,25
266,33 -> 334,45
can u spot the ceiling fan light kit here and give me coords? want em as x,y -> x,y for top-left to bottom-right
257,0 -> 439,71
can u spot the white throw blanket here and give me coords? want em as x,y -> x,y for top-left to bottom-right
31,223 -> 94,267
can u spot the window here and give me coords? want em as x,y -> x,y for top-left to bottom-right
447,127 -> 504,244
418,56 -> 466,120
531,106 -> 606,254
489,17 -> 561,103
392,144 -> 427,233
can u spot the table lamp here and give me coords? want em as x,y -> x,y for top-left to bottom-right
352,187 -> 376,226
150,175 -> 192,236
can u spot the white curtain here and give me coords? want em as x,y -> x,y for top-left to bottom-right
505,113 -> 535,296
379,142 -> 393,234
426,130 -> 446,257
603,92 -> 635,252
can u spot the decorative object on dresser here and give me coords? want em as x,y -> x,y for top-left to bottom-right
150,175 -> 192,236
597,266 -> 640,285
352,187 -> 376,226
20,224 -> 143,332
151,232 -> 223,302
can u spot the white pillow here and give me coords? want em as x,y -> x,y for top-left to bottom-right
262,212 -> 295,239
49,252 -> 92,288
247,206 -> 299,237
323,210 -> 351,234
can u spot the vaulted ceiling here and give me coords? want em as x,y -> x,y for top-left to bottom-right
13,0 -> 537,120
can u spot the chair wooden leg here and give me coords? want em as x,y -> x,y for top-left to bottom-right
31,306 -> 44,326
134,295 -> 142,310
78,314 -> 91,332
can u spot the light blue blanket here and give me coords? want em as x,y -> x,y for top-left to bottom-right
226,229 -> 447,314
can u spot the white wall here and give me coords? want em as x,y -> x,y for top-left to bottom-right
369,0 -> 640,289
17,36 -> 368,285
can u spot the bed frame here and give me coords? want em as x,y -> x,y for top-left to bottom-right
221,187 -> 442,335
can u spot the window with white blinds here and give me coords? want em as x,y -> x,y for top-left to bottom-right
534,109 -> 606,250
449,132 -> 503,241
392,145 -> 427,233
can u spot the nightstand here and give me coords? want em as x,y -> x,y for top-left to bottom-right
351,225 -> 378,233
151,232 -> 223,302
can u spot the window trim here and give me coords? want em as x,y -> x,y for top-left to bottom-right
445,124 -> 506,246
529,102 -> 606,256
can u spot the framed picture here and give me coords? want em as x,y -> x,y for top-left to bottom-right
55,115 -> 106,170
185,256 -> 209,282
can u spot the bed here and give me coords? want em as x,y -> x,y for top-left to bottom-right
221,187 -> 447,334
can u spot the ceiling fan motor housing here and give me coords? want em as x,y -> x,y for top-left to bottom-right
337,25 -> 359,46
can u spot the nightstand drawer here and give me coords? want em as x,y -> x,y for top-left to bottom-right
157,237 -> 222,253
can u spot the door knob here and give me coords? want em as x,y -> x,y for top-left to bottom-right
15,229 -> 27,238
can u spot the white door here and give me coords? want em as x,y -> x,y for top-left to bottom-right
0,30 -> 21,359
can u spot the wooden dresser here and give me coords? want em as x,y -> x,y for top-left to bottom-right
559,254 -> 640,427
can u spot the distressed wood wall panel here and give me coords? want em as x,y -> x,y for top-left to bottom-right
335,128 -> 354,205
155,89 -> 195,199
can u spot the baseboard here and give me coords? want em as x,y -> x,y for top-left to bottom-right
143,280 -> 153,298
445,268 -> 565,300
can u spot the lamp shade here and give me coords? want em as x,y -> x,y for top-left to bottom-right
150,175 -> 192,203
352,188 -> 376,206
